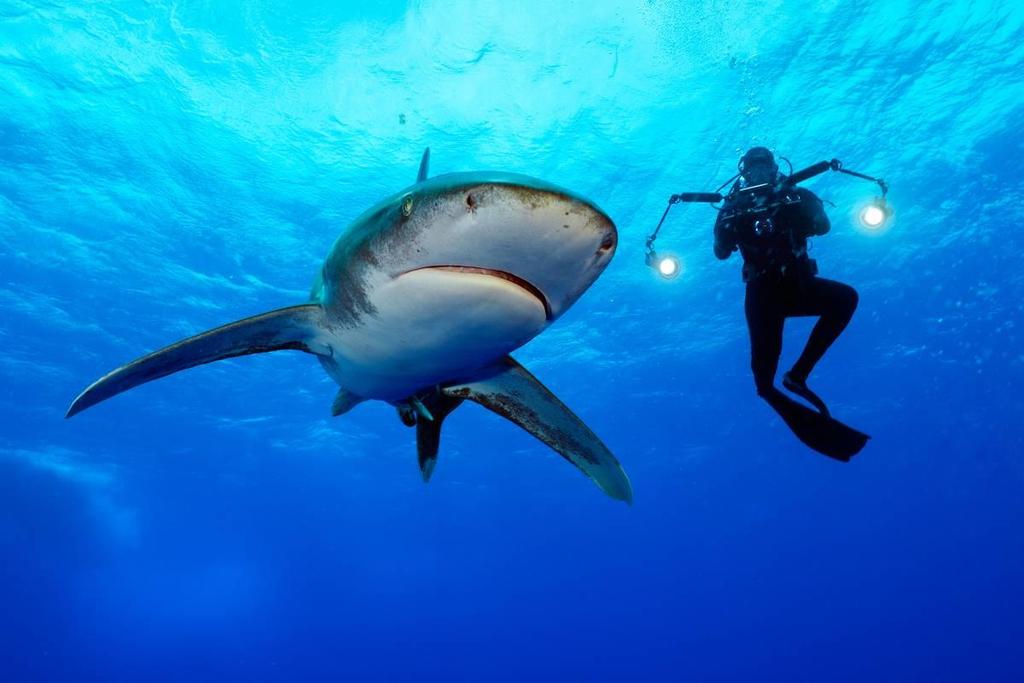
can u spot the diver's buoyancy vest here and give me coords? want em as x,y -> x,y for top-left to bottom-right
721,189 -> 817,282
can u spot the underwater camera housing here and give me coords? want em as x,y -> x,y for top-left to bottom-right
645,156 -> 890,277
717,181 -> 803,223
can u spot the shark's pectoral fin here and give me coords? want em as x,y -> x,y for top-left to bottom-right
331,389 -> 364,417
414,392 -> 464,482
67,304 -> 329,418
442,356 -> 633,503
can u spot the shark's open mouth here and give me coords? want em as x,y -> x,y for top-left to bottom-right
400,265 -> 553,320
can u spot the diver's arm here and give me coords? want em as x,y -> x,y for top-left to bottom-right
713,211 -> 737,260
799,188 -> 831,236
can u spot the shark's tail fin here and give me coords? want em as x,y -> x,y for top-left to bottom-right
66,304 -> 327,418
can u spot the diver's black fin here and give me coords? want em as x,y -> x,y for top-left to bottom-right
416,147 -> 430,183
414,392 -> 464,482
782,371 -> 830,416
442,356 -> 633,503
762,389 -> 869,461
66,304 -> 328,418
331,389 -> 364,417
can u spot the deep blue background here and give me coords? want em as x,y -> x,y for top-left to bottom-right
2,1 -> 1023,680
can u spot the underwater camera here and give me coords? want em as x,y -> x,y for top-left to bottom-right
645,156 -> 890,279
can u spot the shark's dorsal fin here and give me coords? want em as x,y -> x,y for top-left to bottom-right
416,147 -> 430,183
442,356 -> 633,503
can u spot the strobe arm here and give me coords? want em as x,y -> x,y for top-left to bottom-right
786,158 -> 888,197
649,157 -> 890,271
669,192 -> 724,204
785,159 -> 841,185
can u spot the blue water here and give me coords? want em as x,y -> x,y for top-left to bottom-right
3,1 -> 1023,680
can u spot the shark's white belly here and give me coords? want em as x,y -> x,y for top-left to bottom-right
320,268 -> 548,401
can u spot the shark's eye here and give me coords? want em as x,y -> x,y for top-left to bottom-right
402,196 -> 414,217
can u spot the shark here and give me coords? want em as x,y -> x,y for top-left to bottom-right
66,149 -> 632,503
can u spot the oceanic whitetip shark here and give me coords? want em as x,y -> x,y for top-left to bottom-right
67,149 -> 632,503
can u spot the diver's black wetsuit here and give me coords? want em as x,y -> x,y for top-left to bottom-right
714,185 -> 858,396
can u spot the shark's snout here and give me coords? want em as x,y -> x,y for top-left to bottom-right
405,177 -> 616,321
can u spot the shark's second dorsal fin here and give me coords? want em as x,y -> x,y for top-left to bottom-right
442,356 -> 633,503
417,147 -> 430,183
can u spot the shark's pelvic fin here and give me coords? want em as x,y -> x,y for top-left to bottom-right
442,356 -> 633,503
414,392 -> 464,482
417,147 -> 430,183
66,304 -> 328,418
331,389 -> 364,417
412,397 -> 434,422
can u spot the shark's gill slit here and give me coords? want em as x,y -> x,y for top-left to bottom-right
401,265 -> 552,320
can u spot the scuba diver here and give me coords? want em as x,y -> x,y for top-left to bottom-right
713,146 -> 868,460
